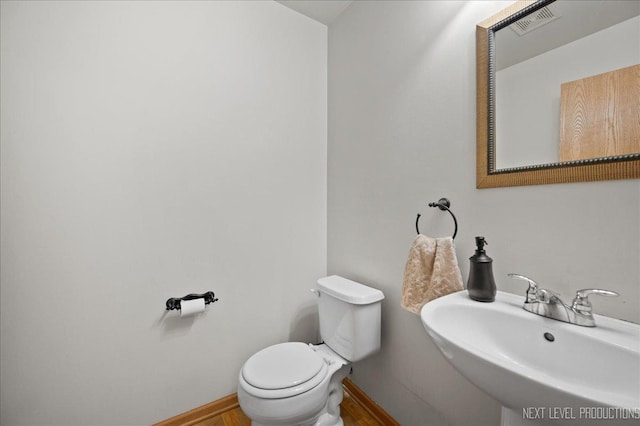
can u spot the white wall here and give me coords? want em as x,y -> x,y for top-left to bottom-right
328,1 -> 639,425
0,1 -> 326,424
496,16 -> 640,169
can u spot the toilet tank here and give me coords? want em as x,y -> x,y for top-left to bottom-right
316,275 -> 385,362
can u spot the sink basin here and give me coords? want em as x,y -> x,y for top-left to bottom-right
421,291 -> 640,424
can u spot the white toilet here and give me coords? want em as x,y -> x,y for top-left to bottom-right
237,275 -> 385,426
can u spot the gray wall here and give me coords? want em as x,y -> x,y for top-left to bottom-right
0,1 -> 326,424
328,1 -> 640,425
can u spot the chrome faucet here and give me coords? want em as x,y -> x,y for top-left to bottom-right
507,274 -> 619,327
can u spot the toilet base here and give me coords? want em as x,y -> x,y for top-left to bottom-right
251,422 -> 343,426
314,363 -> 350,426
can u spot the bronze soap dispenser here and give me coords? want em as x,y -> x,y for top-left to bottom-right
467,236 -> 496,302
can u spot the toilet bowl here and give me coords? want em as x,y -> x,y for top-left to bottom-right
238,343 -> 350,426
237,276 -> 385,426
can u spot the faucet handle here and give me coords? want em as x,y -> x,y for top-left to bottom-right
507,274 -> 538,290
571,289 -> 619,314
508,273 -> 539,301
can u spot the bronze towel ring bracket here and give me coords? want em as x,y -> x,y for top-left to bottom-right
415,198 -> 458,239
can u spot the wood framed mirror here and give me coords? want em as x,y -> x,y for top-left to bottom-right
476,0 -> 640,188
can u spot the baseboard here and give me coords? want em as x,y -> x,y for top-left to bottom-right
154,379 -> 398,426
343,378 -> 400,426
152,393 -> 239,426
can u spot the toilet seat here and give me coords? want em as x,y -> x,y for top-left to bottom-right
240,342 -> 328,399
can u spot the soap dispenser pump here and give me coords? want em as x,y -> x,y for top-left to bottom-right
467,236 -> 496,302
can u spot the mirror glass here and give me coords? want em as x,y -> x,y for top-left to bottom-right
493,0 -> 640,171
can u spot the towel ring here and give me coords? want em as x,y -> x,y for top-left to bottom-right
415,198 -> 458,239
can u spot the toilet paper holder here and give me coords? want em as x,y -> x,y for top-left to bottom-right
165,291 -> 219,311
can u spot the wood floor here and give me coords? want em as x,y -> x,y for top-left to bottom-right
191,391 -> 383,426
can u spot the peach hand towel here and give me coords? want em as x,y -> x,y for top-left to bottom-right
401,235 -> 463,314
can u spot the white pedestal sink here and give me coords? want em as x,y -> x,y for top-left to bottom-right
421,290 -> 640,425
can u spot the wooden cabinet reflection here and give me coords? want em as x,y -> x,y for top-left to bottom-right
560,64 -> 640,162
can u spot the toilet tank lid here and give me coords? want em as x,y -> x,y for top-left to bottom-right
316,275 -> 385,305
